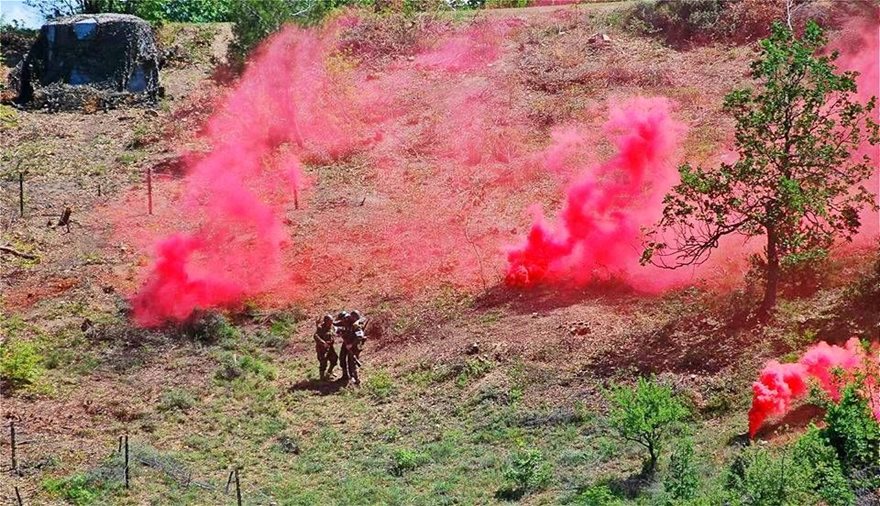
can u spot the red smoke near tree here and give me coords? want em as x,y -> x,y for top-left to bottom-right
749,338 -> 880,437
504,97 -> 684,288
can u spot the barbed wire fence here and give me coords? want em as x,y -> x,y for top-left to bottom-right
3,418 -> 274,505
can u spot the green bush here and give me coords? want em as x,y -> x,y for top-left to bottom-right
158,388 -> 196,412
137,0 -> 232,22
820,383 -> 880,488
43,473 -> 117,506
389,448 -> 429,476
663,437 -> 699,502
607,376 -> 689,473
726,445 -> 815,506
627,0 -> 726,47
573,483 -> 622,505
495,447 -> 553,500
454,357 -> 493,387
0,338 -> 44,389
365,370 -> 395,400
216,352 -> 277,381
792,427 -> 855,506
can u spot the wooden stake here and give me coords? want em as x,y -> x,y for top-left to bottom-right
14,486 -> 23,506
9,420 -> 17,475
224,469 -> 234,494
97,184 -> 102,197
19,173 -> 24,217
293,186 -> 299,210
234,468 -> 242,506
123,434 -> 130,489
147,167 -> 153,215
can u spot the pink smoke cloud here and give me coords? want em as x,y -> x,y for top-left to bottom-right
749,337 -> 880,437
504,97 -> 685,289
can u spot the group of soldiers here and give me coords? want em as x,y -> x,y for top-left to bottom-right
313,310 -> 367,385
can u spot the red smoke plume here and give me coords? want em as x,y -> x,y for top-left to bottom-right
505,97 -> 684,288
132,29 -> 351,326
748,338 -> 880,437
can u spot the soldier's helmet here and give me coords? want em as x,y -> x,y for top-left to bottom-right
349,310 -> 362,322
335,311 -> 349,324
322,314 -> 334,325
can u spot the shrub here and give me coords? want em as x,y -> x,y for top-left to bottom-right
229,0 -> 362,61
574,483 -> 622,505
627,0 -> 727,47
365,370 -> 395,400
454,357 -> 493,387
137,0 -> 233,23
0,338 -> 44,389
820,383 -> 880,488
43,473 -> 117,506
663,437 -> 699,502
389,448 -> 429,476
792,427 -> 855,506
180,312 -> 239,344
157,388 -> 196,412
607,376 -> 689,473
216,352 -> 277,381
495,447 -> 553,500
726,445 -> 815,506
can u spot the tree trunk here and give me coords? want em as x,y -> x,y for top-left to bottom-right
759,224 -> 780,320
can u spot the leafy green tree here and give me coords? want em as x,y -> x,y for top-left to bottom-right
642,21 -> 879,318
26,0 -> 232,22
607,376 -> 689,473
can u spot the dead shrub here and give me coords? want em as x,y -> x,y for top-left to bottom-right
336,13 -> 446,64
627,0 -> 830,48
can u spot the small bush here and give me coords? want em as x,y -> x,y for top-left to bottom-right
0,338 -> 44,389
663,437 -> 699,502
216,352 -> 277,381
228,0 -> 339,61
454,357 -> 493,387
726,445 -> 815,506
574,483 -> 623,505
495,447 -> 553,500
181,312 -> 240,344
792,427 -> 855,506
157,388 -> 196,412
365,370 -> 395,400
627,0 -> 727,47
43,473 -> 117,506
389,448 -> 429,476
820,383 -> 880,488
607,376 -> 689,473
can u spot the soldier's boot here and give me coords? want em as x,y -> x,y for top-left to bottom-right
327,355 -> 338,380
319,358 -> 327,380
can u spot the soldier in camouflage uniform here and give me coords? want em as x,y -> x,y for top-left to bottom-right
313,314 -> 338,380
338,310 -> 367,384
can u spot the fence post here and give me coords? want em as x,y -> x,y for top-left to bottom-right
124,434 -> 130,489
19,173 -> 24,217
9,420 -> 17,475
147,167 -> 153,215
14,486 -> 23,506
234,467 -> 242,506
